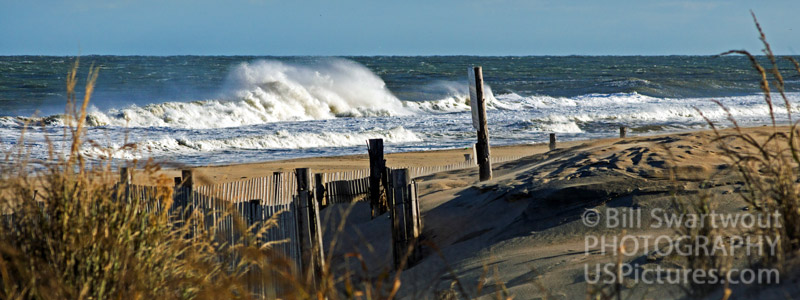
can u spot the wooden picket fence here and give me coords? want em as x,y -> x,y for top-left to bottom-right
392,155 -> 525,179
318,170 -> 371,204
1,154 -> 529,297
126,175 -> 303,299
319,155 -> 526,204
192,173 -> 302,270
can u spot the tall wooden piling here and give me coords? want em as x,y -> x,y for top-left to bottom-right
549,133 -> 557,151
469,66 -> 492,181
295,168 -> 325,283
368,138 -> 386,218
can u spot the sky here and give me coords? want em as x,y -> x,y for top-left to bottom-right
0,0 -> 798,56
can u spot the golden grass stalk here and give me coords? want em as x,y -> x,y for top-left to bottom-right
694,12 -> 800,276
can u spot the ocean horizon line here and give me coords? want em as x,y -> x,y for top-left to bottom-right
3,53 -> 798,58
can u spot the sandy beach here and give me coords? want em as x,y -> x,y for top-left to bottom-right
151,125 -> 799,299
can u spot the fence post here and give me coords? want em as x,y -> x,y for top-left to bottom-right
620,126 -> 627,138
368,138 -> 386,218
549,133 -> 557,151
404,180 -> 422,268
295,168 -> 325,283
381,159 -> 390,209
180,169 -> 195,238
181,169 -> 193,207
249,199 -> 261,235
389,168 -> 412,270
181,170 -> 193,189
407,181 -> 422,266
469,67 -> 492,181
314,173 -> 326,209
120,167 -> 131,185
120,167 -> 131,202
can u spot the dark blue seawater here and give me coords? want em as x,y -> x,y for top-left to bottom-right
1,56 -> 799,165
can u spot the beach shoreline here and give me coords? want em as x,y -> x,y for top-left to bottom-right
159,137 -> 588,185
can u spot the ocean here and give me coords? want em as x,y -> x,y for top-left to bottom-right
1,55 -> 799,166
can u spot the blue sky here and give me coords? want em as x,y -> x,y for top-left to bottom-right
1,0 -> 798,56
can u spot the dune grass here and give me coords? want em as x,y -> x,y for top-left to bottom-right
700,12 -> 800,266
668,12 -> 800,298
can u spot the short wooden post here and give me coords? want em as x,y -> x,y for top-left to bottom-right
407,181 -> 422,266
249,199 -> 261,235
171,176 -> 184,212
314,173 -> 326,209
181,170 -> 193,189
120,167 -> 132,202
470,67 -> 492,181
619,126 -> 627,138
368,139 -> 386,218
549,133 -> 556,151
180,170 -> 194,236
464,153 -> 471,162
389,168 -> 409,270
295,168 -> 325,283
120,167 -> 131,185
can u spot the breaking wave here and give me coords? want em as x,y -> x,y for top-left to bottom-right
78,59 -> 411,129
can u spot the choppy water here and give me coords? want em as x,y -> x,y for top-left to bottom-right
1,55 -> 799,165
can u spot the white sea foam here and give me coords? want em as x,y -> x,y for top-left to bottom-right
523,115 -> 584,133
404,85 -> 501,113
494,92 -> 800,125
81,126 -> 421,159
176,126 -> 421,151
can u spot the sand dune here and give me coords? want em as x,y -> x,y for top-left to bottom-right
398,126 -> 799,299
